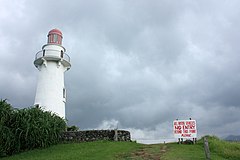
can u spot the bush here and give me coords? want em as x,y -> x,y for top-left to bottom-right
202,135 -> 240,160
67,125 -> 79,131
0,100 -> 15,157
0,100 -> 66,157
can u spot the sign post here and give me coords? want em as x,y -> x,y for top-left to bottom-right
173,119 -> 197,144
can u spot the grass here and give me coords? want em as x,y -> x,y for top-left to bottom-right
1,136 -> 240,160
207,136 -> 240,160
162,143 -> 205,160
160,136 -> 240,160
123,142 -> 223,160
0,141 -> 143,160
161,143 -> 224,160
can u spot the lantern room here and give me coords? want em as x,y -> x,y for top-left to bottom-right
34,28 -> 71,70
47,29 -> 63,45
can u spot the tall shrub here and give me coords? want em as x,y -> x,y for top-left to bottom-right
0,100 -> 66,157
0,100 -> 15,157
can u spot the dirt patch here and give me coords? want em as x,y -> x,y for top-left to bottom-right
160,145 -> 167,153
126,144 -> 167,160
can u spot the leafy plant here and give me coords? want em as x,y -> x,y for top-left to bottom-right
205,135 -> 240,160
67,125 -> 79,131
0,99 -> 15,157
0,100 -> 66,157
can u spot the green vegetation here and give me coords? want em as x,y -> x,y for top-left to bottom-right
122,136 -> 240,160
2,136 -> 240,160
160,136 -> 240,160
0,100 -> 66,157
67,125 -> 79,131
1,99 -> 239,159
206,135 -> 240,160
1,141 -> 143,160
161,143 -> 206,160
122,141 -> 208,160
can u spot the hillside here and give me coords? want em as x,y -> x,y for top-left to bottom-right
1,136 -> 240,160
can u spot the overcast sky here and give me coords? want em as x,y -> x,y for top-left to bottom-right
1,0 -> 240,142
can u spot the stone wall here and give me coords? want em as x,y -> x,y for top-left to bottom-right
62,130 -> 131,142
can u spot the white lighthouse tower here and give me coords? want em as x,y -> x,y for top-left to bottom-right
34,29 -> 71,119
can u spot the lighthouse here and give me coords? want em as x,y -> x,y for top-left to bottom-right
34,29 -> 71,119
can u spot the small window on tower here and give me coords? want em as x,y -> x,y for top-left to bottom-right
61,50 -> 63,58
63,88 -> 66,98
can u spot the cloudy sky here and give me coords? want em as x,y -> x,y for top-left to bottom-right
1,0 -> 240,142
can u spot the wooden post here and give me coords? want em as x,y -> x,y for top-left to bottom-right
193,138 -> 196,144
114,129 -> 118,141
204,137 -> 211,160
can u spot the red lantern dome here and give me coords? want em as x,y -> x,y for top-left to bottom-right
47,28 -> 63,45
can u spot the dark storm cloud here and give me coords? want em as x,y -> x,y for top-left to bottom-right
1,0 -> 240,140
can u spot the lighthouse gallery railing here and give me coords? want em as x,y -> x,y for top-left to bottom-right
35,49 -> 70,62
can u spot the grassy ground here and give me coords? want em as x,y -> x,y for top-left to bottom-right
1,141 -> 143,160
121,138 -> 240,160
207,136 -> 240,160
122,142 -> 224,160
161,143 -> 224,160
1,137 -> 240,160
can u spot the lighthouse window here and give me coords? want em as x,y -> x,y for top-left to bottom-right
61,50 -> 63,58
53,34 -> 58,43
63,88 -> 66,98
49,35 -> 54,43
